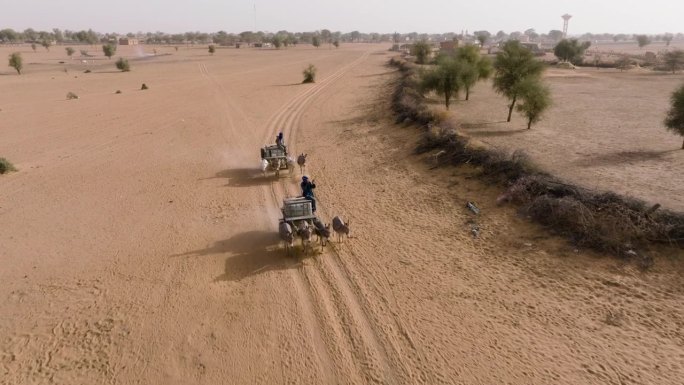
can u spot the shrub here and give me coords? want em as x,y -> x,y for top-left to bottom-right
65,47 -> 75,57
84,69 -> 91,73
0,158 -> 17,174
141,83 -> 148,90
302,64 -> 316,83
208,44 -> 215,54
8,52 -> 22,74
102,44 -> 116,59
664,50 -> 684,74
664,84 -> 684,149
115,90 -> 122,94
66,92 -> 79,100
115,57 -> 130,72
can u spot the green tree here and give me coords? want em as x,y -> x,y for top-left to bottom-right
8,52 -> 22,74
456,45 -> 492,100
493,40 -> 545,122
24,28 -> 37,41
102,44 -> 116,59
635,34 -> 651,48
548,30 -> 564,42
664,84 -> 684,149
208,44 -> 216,54
0,28 -> 19,43
411,40 -> 431,64
271,36 -> 282,49
115,57 -> 130,72
515,77 -> 552,129
333,40 -> 340,48
554,39 -> 591,64
320,29 -> 332,45
475,31 -> 490,47
312,36 -> 321,48
302,64 -> 316,83
41,39 -> 51,51
53,28 -> 64,43
31,43 -> 37,52
65,47 -> 75,57
420,56 -> 463,109
664,50 -> 684,74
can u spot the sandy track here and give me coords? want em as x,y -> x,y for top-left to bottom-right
2,43 -> 683,385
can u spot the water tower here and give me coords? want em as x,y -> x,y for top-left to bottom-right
562,14 -> 572,38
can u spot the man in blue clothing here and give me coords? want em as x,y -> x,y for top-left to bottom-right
301,176 -> 316,212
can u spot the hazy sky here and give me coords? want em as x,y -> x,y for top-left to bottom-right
1,0 -> 682,35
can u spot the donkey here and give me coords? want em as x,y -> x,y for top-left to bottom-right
331,216 -> 351,243
279,222 -> 294,255
261,158 -> 269,176
297,221 -> 313,256
312,218 -> 331,249
297,153 -> 308,174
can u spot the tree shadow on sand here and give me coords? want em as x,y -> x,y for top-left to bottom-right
467,128 -> 528,138
273,82 -> 304,87
200,168 -> 272,187
173,231 -> 301,282
460,121 -> 509,129
574,149 -> 678,167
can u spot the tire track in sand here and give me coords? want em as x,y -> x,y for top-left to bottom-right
258,49 -> 403,384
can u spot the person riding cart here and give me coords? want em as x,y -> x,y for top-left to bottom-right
301,176 -> 316,212
276,132 -> 287,154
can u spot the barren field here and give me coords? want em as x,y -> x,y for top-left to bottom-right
1,44 -> 683,385
451,67 -> 684,211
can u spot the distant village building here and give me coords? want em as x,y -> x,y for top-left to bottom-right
520,42 -> 542,53
439,40 -> 460,53
119,38 -> 139,45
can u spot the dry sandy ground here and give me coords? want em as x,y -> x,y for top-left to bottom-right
1,44 -> 683,385
448,67 -> 684,211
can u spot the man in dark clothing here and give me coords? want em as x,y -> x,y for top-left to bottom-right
301,176 -> 316,212
276,132 -> 288,156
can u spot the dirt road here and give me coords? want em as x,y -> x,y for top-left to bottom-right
1,44 -> 683,384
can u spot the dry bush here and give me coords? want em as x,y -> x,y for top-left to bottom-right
66,92 -> 79,100
0,158 -> 17,174
302,64 -> 317,83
